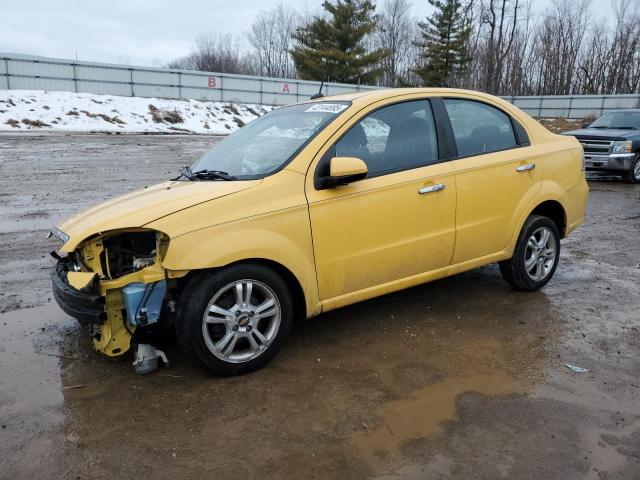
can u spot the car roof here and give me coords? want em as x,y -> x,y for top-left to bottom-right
304,87 -> 505,107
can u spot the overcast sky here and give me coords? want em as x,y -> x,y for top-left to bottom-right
0,0 -> 615,67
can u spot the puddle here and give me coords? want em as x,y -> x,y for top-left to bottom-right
0,305 -> 75,476
0,305 -> 73,415
352,370 -> 520,472
349,337 -> 527,473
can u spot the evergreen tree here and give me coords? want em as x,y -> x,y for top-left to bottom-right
291,0 -> 387,84
414,0 -> 471,87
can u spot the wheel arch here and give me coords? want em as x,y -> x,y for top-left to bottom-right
228,258 -> 308,323
507,196 -> 568,257
529,200 -> 567,238
173,258 -> 311,323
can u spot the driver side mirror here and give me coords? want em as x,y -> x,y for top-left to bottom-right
317,156 -> 368,189
581,121 -> 591,129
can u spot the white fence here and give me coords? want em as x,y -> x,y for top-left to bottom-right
1,53 -> 639,117
0,53 -> 377,106
506,94 -> 640,120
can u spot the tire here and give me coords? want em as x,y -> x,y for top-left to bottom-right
621,154 -> 640,184
175,264 -> 293,376
499,215 -> 561,291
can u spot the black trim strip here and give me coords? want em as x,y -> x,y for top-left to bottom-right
431,97 -> 458,159
511,116 -> 531,146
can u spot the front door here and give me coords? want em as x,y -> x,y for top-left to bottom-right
305,99 -> 457,301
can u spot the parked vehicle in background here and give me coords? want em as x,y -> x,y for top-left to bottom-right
563,109 -> 640,183
50,88 -> 588,376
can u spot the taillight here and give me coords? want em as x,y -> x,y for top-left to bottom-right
578,143 -> 586,171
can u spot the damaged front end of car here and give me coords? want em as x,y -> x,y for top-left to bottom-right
50,227 -> 187,367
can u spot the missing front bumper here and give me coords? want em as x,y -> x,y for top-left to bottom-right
51,259 -> 104,325
51,258 -> 134,356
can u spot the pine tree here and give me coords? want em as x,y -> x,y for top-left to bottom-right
291,0 -> 387,84
414,0 -> 471,87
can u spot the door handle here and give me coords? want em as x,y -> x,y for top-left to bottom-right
418,183 -> 446,194
516,163 -> 536,172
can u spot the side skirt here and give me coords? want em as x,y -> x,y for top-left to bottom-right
319,250 -> 512,314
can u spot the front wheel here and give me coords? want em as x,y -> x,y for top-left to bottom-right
499,215 -> 560,291
175,264 -> 293,376
621,154 -> 640,184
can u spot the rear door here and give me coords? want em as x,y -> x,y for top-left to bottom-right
440,97 -> 543,263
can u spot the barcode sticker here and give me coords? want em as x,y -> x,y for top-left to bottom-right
305,103 -> 348,114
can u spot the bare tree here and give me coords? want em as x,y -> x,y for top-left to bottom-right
499,1 -> 534,95
576,0 -> 640,94
375,0 -> 418,86
576,19 -> 613,94
475,0 -> 523,93
168,33 -> 253,75
247,3 -> 300,78
605,0 -> 640,93
528,0 -> 591,95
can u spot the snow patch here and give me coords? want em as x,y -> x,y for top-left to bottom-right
0,90 -> 275,134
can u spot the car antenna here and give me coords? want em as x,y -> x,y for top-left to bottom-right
310,66 -> 327,99
310,77 -> 325,100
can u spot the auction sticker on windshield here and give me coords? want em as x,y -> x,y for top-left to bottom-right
305,103 -> 349,114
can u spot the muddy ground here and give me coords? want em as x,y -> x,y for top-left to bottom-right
1,133 -> 639,480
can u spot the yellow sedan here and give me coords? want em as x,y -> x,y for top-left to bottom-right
50,88 -> 589,375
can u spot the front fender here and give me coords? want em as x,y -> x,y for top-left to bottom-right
161,205 -> 321,317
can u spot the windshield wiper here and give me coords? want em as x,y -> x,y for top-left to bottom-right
176,166 -> 197,181
174,166 -> 236,181
192,169 -> 237,181
589,126 -> 609,129
613,126 -> 637,130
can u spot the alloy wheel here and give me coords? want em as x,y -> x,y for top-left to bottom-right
524,226 -> 557,281
201,279 -> 281,363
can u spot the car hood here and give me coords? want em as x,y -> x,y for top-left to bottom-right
562,128 -> 639,140
57,179 -> 259,251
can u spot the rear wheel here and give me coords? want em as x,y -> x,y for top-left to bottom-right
176,264 -> 293,376
621,154 -> 640,184
499,215 -> 560,291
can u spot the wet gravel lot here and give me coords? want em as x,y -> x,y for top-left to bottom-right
1,133 -> 639,480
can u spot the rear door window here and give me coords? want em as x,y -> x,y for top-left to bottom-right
444,99 -> 517,157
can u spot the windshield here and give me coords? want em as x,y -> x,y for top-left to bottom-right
191,101 -> 351,179
589,111 -> 640,130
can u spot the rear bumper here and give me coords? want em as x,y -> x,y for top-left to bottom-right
563,175 -> 589,236
51,259 -> 105,325
584,153 -> 635,172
